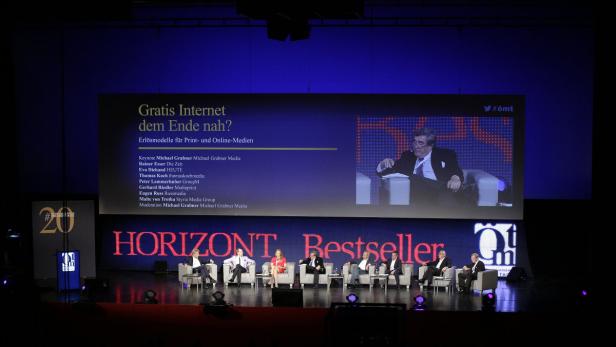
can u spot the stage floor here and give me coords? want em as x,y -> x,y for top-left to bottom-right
39,270 -> 581,312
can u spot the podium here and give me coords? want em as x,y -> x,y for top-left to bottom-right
57,250 -> 80,291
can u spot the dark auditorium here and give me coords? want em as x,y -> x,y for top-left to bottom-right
2,1 -> 604,346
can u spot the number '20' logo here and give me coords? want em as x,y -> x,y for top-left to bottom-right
39,207 -> 75,234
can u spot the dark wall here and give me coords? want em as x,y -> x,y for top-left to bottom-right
524,200 -> 592,279
10,3 -> 594,199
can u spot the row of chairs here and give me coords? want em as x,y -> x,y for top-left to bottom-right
342,264 -> 497,293
178,262 -> 498,293
417,266 -> 498,293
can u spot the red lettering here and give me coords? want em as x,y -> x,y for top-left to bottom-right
256,233 -> 277,258
136,232 -> 159,256
114,231 -> 137,256
324,241 -> 341,258
303,234 -> 323,258
355,237 -> 365,259
233,233 -> 254,257
406,234 -> 413,263
365,242 -> 380,261
109,230 -> 447,268
341,242 -> 355,258
380,242 -> 396,261
159,232 -> 179,256
414,242 -> 431,263
209,232 -> 232,257
179,232 -> 188,256
190,232 -> 209,256
432,243 -> 445,260
397,234 -> 404,262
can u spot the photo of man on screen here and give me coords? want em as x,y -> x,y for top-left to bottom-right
376,127 -> 466,207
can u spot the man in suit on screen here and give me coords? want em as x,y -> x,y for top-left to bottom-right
376,127 -> 465,207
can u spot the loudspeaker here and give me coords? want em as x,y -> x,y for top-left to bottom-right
272,288 -> 303,307
154,261 -> 168,274
506,267 -> 527,282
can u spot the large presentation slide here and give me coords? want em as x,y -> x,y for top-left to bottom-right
99,94 -> 523,219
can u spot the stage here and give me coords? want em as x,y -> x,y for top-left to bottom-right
17,270 -> 592,347
38,270 -> 580,313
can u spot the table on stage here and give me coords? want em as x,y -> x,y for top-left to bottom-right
327,273 -> 344,290
369,274 -> 390,294
181,274 -> 202,291
254,273 -> 272,289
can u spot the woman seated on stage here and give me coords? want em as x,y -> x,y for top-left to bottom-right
268,249 -> 287,288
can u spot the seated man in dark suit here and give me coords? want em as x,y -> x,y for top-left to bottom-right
376,127 -> 465,207
345,251 -> 374,287
185,249 -> 217,286
299,251 -> 325,288
418,250 -> 452,286
457,252 -> 486,294
384,251 -> 403,289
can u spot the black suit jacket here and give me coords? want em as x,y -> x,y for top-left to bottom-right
301,256 -> 324,269
426,256 -> 453,270
384,258 -> 402,274
377,148 -> 464,184
465,260 -> 486,274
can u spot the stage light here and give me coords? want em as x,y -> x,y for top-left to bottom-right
211,291 -> 226,306
576,289 -> 591,310
345,293 -> 358,304
143,289 -> 158,304
6,228 -> 20,239
2,279 -> 7,286
482,292 -> 496,310
412,294 -> 426,311
204,291 -> 236,317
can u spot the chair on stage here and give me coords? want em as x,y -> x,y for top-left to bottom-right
342,262 -> 375,288
261,262 -> 295,288
299,263 -> 333,288
378,263 -> 413,290
223,263 -> 256,287
418,266 -> 456,293
178,262 -> 217,288
380,169 -> 499,206
462,169 -> 500,206
455,269 -> 498,294
355,172 -> 372,204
